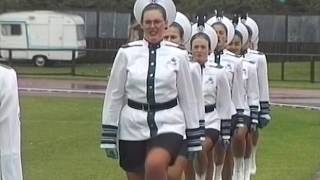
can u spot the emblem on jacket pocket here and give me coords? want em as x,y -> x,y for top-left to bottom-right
206,77 -> 214,84
170,57 -> 177,65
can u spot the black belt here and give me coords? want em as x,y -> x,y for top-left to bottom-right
205,104 -> 216,113
128,98 -> 178,111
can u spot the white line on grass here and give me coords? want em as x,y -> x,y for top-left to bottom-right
19,88 -> 320,111
270,103 -> 320,111
19,87 -> 105,95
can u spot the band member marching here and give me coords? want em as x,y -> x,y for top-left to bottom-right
100,0 -> 202,179
185,15 -> 233,180
227,15 -> 260,180
241,14 -> 271,177
207,11 -> 246,180
0,63 -> 23,180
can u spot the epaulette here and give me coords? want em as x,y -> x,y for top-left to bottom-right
121,42 -> 143,48
243,59 -> 255,64
249,50 -> 264,55
254,51 -> 264,55
226,53 -> 242,58
214,64 -> 224,69
224,51 -> 242,58
207,62 -> 223,69
0,62 -> 12,69
165,43 -> 186,50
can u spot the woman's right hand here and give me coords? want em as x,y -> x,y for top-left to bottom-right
105,148 -> 118,160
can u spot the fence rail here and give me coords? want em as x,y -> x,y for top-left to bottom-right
266,53 -> 320,83
0,48 -> 319,83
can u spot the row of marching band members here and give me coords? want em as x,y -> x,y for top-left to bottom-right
165,11 -> 271,180
100,0 -> 271,180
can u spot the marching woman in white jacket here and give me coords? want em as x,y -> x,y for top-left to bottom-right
207,11 -> 246,180
163,12 -> 200,180
184,16 -> 233,180
100,1 -> 202,180
241,14 -> 271,176
227,15 -> 260,180
0,64 -> 23,180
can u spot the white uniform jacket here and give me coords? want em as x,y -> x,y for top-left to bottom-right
188,61 -> 205,139
245,49 -> 270,104
0,64 -> 23,180
241,59 -> 260,117
220,50 -> 245,114
189,61 -> 205,123
101,40 -> 199,150
202,62 -> 233,130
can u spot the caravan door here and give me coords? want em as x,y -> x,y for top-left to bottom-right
0,22 -> 28,59
48,16 -> 64,60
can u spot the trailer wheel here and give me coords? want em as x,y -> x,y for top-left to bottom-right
33,56 -> 47,67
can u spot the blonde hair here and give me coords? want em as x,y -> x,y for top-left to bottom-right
128,23 -> 143,42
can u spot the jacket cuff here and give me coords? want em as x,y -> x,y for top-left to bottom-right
199,119 -> 205,140
250,105 -> 259,123
101,124 -> 118,148
260,101 -> 270,114
220,119 -> 232,138
186,128 -> 202,152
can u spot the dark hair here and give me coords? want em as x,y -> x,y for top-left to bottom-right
212,22 -> 228,36
234,30 -> 243,43
141,4 -> 167,23
190,32 -> 211,50
170,22 -> 184,39
244,24 -> 252,40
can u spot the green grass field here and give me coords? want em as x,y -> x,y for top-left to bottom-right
268,61 -> 320,82
21,96 -> 320,180
14,61 -> 320,89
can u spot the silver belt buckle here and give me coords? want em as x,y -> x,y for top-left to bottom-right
143,103 -> 151,111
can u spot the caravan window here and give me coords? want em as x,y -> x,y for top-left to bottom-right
76,25 -> 85,40
1,24 -> 22,36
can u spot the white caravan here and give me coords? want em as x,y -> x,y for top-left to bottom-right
0,10 -> 86,66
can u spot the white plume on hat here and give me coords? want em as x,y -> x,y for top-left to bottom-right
134,0 -> 176,25
252,37 -> 259,50
241,16 -> 259,43
234,18 -> 249,45
186,23 -> 218,52
173,12 -> 192,44
207,16 -> 235,44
